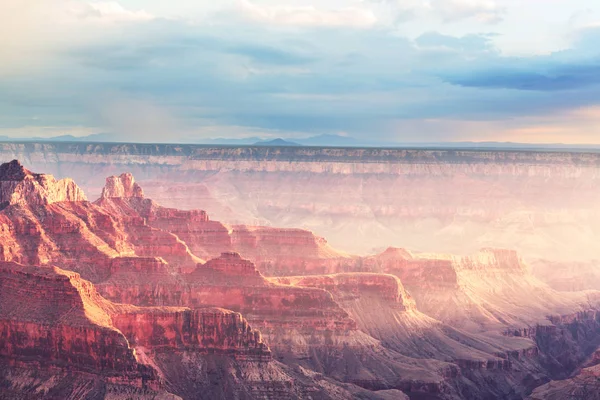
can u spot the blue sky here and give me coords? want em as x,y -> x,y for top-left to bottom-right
1,0 -> 600,144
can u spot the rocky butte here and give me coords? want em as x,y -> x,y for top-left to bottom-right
1,159 -> 600,399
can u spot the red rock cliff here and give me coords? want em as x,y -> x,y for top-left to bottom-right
0,160 -> 86,208
0,263 -> 146,376
112,307 -> 270,360
272,272 -> 416,309
101,172 -> 144,199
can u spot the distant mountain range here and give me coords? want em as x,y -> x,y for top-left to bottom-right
205,134 -> 358,147
253,138 -> 301,146
0,132 -> 600,151
0,133 -> 359,147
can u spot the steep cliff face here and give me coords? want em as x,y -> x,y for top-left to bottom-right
94,250 -> 459,396
95,173 -> 349,271
0,200 -> 144,280
271,272 -> 534,361
0,260 -> 271,369
95,176 -> 214,267
0,159 -> 86,209
535,311 -> 600,379
0,263 -> 157,387
112,307 -> 270,360
95,173 -> 351,274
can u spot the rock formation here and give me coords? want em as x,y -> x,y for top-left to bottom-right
101,172 -> 144,199
1,261 -> 395,399
528,364 -> 600,400
0,159 -> 86,209
2,159 -> 600,400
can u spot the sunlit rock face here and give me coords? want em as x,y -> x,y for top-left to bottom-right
0,159 -> 86,208
101,172 -> 144,199
3,159 -> 600,399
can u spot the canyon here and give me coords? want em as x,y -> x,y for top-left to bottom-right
2,142 -> 599,263
0,149 -> 599,399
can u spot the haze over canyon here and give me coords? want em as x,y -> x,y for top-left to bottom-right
1,143 -> 600,399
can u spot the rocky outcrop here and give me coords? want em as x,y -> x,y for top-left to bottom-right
95,177 -> 348,272
94,252 -> 456,396
0,263 -> 155,380
0,159 -> 86,209
1,262 -> 355,399
362,247 -> 459,289
0,198 -> 131,279
189,252 -> 264,285
452,248 -> 527,273
101,172 -> 144,199
230,225 -> 350,275
0,262 -> 273,367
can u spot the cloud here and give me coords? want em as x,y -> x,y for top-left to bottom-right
388,105 -> 600,144
431,0 -> 506,24
75,1 -> 154,23
373,0 -> 505,25
237,0 -> 377,28
443,60 -> 600,91
68,31 -> 317,72
224,43 -> 317,66
415,31 -> 497,53
1,1 -> 600,144
0,0 -> 155,74
426,27 -> 600,92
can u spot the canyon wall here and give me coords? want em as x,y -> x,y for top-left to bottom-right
1,142 -> 598,266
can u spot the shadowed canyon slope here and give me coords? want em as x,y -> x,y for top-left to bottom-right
1,158 -> 600,399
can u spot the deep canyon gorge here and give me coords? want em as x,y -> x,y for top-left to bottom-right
1,143 -> 600,399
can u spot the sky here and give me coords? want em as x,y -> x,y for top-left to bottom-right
1,0 -> 600,144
